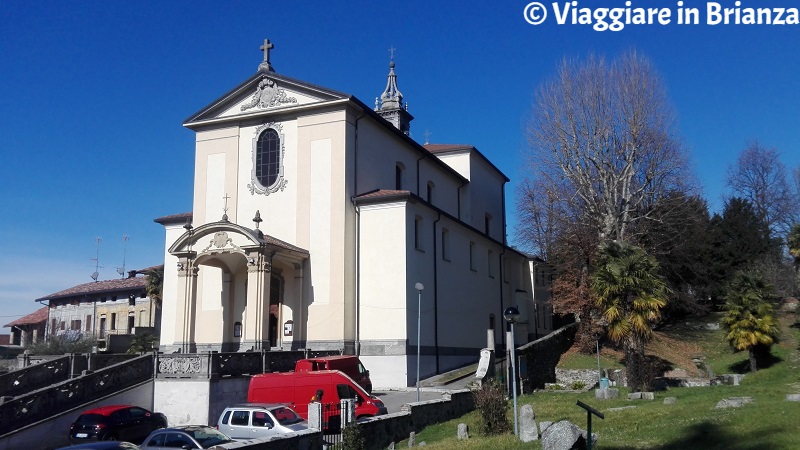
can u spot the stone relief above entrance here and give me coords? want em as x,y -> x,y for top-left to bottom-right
241,77 -> 297,111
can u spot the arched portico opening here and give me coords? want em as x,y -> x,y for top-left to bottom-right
166,219 -> 309,353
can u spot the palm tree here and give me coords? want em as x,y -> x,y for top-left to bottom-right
145,267 -> 164,332
722,270 -> 779,373
592,240 -> 669,391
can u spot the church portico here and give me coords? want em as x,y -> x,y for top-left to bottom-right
163,217 -> 309,354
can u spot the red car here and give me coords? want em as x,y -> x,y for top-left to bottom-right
69,405 -> 168,444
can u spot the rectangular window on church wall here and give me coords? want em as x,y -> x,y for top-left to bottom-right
441,229 -> 450,261
470,242 -> 476,271
415,216 -> 423,250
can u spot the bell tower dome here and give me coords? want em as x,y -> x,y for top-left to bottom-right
374,55 -> 413,136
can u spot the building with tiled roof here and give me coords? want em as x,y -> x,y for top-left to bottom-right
153,40 -> 550,392
4,306 -> 48,348
34,266 -> 162,351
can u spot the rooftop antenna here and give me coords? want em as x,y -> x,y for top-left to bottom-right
90,237 -> 102,282
116,235 -> 129,278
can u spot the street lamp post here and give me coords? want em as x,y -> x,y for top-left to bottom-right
414,282 -> 424,402
504,306 -> 520,437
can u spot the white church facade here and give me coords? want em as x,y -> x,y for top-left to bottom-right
155,40 -> 545,388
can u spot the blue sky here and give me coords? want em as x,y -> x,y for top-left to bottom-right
2,0 -> 798,331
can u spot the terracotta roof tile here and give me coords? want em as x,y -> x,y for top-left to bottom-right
423,144 -> 474,153
37,277 -> 147,302
4,306 -> 49,327
154,212 -> 193,225
353,189 -> 410,200
263,234 -> 309,254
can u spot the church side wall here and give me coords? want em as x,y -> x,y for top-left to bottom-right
159,224 -> 188,350
355,119 -> 461,218
357,201 -> 410,388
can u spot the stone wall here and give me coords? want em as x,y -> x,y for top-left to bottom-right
555,369 -> 601,388
518,323 -> 578,392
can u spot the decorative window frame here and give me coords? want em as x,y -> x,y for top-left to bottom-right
249,122 -> 288,196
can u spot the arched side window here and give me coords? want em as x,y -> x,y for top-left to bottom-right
249,122 -> 288,195
395,162 -> 405,190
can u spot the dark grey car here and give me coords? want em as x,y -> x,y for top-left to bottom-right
140,426 -> 232,449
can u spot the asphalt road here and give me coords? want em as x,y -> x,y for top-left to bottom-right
373,375 -> 476,413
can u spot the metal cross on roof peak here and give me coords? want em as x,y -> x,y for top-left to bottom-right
259,39 -> 275,71
222,193 -> 231,221
388,46 -> 396,60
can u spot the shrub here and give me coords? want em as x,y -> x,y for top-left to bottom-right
342,422 -> 365,450
473,380 -> 511,436
570,380 -> 587,390
27,334 -> 97,355
127,333 -> 158,354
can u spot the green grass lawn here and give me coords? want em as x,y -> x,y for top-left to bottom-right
398,313 -> 800,449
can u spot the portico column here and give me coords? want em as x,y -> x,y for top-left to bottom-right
175,257 -> 199,353
244,251 -> 272,350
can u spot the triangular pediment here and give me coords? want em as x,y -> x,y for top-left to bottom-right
184,71 -> 352,126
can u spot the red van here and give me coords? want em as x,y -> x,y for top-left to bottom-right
295,355 -> 373,393
248,370 -> 387,423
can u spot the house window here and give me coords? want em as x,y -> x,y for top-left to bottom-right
489,314 -> 496,330
51,319 -> 57,335
111,313 -> 117,330
426,181 -> 435,203
485,213 -> 492,236
470,242 -> 476,271
256,128 -> 281,187
85,315 -> 92,331
414,216 -> 423,250
234,322 -> 243,337
488,250 -> 495,277
395,163 -> 405,190
60,321 -> 65,331
441,228 -> 450,261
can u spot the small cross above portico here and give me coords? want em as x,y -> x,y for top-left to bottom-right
259,39 -> 275,72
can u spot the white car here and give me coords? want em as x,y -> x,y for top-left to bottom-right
216,403 -> 308,440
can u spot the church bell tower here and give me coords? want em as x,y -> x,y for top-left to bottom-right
374,53 -> 413,136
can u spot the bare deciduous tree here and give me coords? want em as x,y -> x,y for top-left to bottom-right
522,51 -> 694,246
726,142 -> 799,239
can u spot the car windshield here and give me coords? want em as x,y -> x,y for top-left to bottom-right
271,407 -> 303,425
188,428 -> 232,448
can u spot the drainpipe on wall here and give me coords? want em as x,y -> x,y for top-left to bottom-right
501,181 -> 507,245
432,211 -> 441,373
498,248 -> 506,353
352,108 -> 366,355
